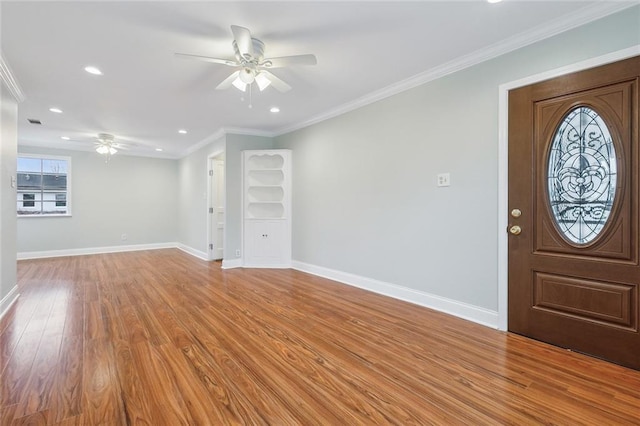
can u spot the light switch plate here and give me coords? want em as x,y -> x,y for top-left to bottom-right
437,173 -> 450,187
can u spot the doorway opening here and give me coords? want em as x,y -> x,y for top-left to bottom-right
208,153 -> 225,261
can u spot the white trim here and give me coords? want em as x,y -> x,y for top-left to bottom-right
243,263 -> 292,269
206,151 -> 225,261
183,127 -> 275,158
0,286 -> 20,321
17,153 -> 73,217
275,2 -> 635,136
176,244 -> 209,261
224,127 -> 276,139
293,260 -> 498,329
16,241 -> 219,263
497,45 -> 640,331
185,129 -> 226,157
221,258 -> 243,269
0,53 -> 25,102
17,242 -> 177,260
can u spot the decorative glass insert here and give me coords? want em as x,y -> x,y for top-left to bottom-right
548,106 -> 617,244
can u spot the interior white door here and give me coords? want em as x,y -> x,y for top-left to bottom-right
209,157 -> 225,260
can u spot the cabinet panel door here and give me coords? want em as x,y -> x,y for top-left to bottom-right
246,220 -> 286,265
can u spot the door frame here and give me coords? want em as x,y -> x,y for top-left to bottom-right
206,150 -> 225,261
497,45 -> 640,331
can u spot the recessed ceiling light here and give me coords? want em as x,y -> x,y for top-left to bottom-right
178,129 -> 187,134
84,66 -> 103,75
155,148 -> 163,152
487,0 -> 502,3
61,136 -> 70,140
49,107 -> 63,113
270,107 -> 280,113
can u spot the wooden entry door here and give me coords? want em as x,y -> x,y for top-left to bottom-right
508,56 -> 640,370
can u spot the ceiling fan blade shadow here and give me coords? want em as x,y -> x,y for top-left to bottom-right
264,54 -> 317,68
175,53 -> 238,66
216,70 -> 241,90
231,25 -> 254,59
261,71 -> 291,93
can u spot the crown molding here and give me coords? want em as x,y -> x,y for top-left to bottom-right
274,1 -> 636,136
0,53 -> 25,102
182,126 -> 276,158
184,128 -> 226,157
223,127 -> 276,138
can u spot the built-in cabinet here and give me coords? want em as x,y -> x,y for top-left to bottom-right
242,149 -> 291,267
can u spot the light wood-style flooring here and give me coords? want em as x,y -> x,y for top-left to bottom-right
1,249 -> 639,425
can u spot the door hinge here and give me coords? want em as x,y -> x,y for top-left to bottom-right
209,207 -> 214,213
209,243 -> 213,250
209,169 -> 214,176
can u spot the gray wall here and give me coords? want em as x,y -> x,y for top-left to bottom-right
274,7 -> 640,311
17,146 -> 179,253
176,133 -> 272,261
177,136 -> 225,256
1,79 -> 18,303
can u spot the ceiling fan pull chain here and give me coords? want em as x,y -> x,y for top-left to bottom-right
249,83 -> 253,109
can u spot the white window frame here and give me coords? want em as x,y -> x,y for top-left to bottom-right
17,154 -> 72,217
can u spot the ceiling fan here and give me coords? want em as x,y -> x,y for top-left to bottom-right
175,25 -> 317,93
94,133 -> 131,160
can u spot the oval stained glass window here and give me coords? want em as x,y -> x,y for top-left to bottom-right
547,106 -> 617,245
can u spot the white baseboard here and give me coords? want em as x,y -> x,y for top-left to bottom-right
14,245 -> 498,327
221,258 -> 243,269
292,260 -> 498,329
16,242 -> 221,263
176,244 -> 209,261
17,242 -> 178,260
0,285 -> 19,321
242,263 -> 292,269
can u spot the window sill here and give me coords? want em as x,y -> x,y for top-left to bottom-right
17,214 -> 72,218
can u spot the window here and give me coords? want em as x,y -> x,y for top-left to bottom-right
17,155 -> 71,216
547,107 -> 616,244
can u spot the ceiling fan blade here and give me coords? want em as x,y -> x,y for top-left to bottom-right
231,25 -> 254,59
263,54 -> 317,68
174,52 -> 238,66
261,71 -> 291,93
112,143 -> 131,151
216,70 -> 241,90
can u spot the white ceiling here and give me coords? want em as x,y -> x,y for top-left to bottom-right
2,1 -> 633,159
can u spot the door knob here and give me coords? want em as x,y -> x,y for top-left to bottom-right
509,225 -> 522,235
511,208 -> 522,218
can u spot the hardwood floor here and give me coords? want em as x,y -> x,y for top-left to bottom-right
1,249 -> 639,425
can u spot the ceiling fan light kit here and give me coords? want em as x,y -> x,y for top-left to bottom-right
95,133 -> 118,160
176,25 -> 316,97
96,144 -> 117,156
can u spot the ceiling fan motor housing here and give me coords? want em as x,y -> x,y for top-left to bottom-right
97,133 -> 114,143
233,38 -> 265,64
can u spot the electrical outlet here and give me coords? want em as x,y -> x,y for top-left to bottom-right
235,249 -> 241,257
121,233 -> 128,241
437,173 -> 451,187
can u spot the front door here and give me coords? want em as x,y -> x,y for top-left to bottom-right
508,56 -> 640,370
